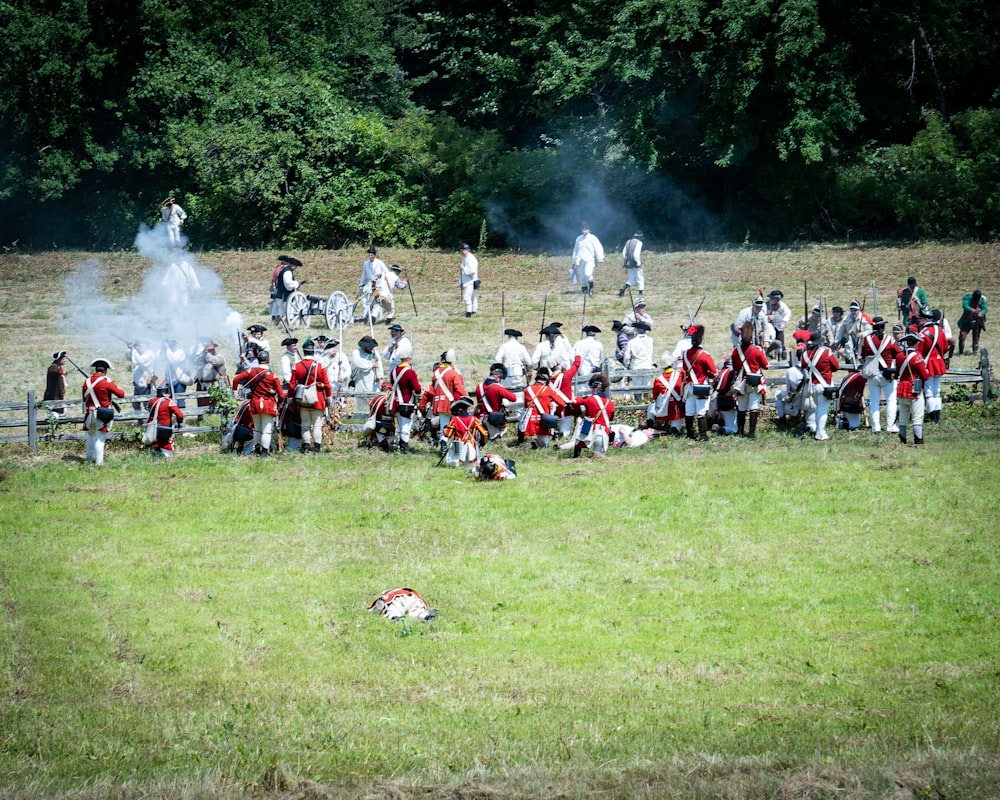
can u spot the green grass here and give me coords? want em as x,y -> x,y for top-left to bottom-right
2,242 -> 999,798
2,417 -> 999,799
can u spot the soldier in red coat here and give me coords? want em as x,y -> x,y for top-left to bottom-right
731,321 -> 770,438
895,333 -> 932,446
548,353 -> 581,438
567,373 -> 615,457
650,362 -> 685,435
799,331 -> 840,440
388,353 -> 421,454
859,316 -> 902,433
428,350 -> 467,452
917,313 -> 948,424
475,363 -> 518,442
289,338 -> 332,453
517,367 -> 565,449
146,384 -> 185,457
232,349 -> 285,457
681,325 -> 717,440
82,358 -> 126,466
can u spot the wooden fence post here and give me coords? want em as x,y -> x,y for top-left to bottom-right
27,390 -> 37,451
981,348 -> 992,401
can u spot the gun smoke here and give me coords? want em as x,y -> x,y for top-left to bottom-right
61,222 -> 243,364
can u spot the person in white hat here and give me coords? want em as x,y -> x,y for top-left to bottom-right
161,197 -> 187,249
82,358 -> 125,466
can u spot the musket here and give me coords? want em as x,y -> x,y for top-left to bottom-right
803,280 -> 809,328
64,354 -> 90,379
111,332 -> 133,347
396,265 -> 419,316
692,295 -> 706,321
539,293 -> 548,341
280,316 -> 294,340
686,304 -> 694,326
581,290 -> 588,332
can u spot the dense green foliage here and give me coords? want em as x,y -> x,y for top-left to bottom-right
1,0 -> 998,249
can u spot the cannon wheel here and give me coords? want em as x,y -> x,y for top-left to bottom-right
325,290 -> 352,330
285,290 -> 312,329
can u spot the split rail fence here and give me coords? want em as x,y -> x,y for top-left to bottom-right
1,349 -> 991,451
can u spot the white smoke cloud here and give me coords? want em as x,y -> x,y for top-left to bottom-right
60,222 -> 244,369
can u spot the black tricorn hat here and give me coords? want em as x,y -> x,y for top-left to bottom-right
358,336 -> 378,349
504,328 -> 522,337
582,324 -> 602,334
277,255 -> 302,267
632,320 -> 651,332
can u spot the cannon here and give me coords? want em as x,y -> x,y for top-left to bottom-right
284,289 -> 352,330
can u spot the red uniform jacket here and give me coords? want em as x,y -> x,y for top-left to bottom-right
682,346 -> 717,386
652,367 -> 685,421
443,412 -> 488,443
800,345 -> 839,385
430,365 -> 466,415
895,350 -> 930,400
475,379 -> 517,419
232,366 -> 284,416
521,381 -> 565,436
548,355 -> 581,415
860,332 -> 901,368
82,372 -> 125,412
289,358 -> 332,411
146,395 -> 184,448
917,324 -> 948,376
569,394 -> 615,434
714,366 -> 737,411
730,342 -> 769,379
389,362 -> 421,413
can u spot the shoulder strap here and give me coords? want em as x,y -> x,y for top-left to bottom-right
478,384 -> 494,414
84,375 -> 105,406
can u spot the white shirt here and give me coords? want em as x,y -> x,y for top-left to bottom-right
572,232 -> 604,268
532,336 -> 573,371
625,334 -> 654,369
161,204 -> 187,227
360,257 -> 386,290
622,238 -> 643,267
574,336 -> 605,378
495,338 -> 532,383
460,252 -> 479,284
767,300 -> 792,331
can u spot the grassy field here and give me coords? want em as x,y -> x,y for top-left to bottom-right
1,242 -> 999,799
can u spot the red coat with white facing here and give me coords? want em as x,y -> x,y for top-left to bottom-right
860,332 -> 902,367
289,358 -> 332,411
521,381 -> 565,436
232,366 -> 284,416
569,394 -> 615,434
682,346 -> 717,385
430,364 -> 466,414
475,379 -> 516,418
82,372 -> 125,412
895,349 -> 930,400
389,361 -> 421,412
800,344 -> 839,384
731,342 -> 769,381
652,366 -> 685,422
917,324 -> 948,377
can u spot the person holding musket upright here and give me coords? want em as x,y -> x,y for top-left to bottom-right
860,316 -> 901,434
799,331 -> 840,441
82,358 -> 125,466
44,351 -> 68,417
232,349 -> 284,458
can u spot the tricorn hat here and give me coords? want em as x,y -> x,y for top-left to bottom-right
450,396 -> 474,412
582,324 -> 601,334
90,358 -> 113,371
281,337 -> 298,347
248,324 -> 267,334
52,350 -> 67,361
768,289 -> 784,299
632,320 -> 651,332
359,336 -> 378,349
504,328 -> 523,337
389,264 -> 402,273
540,323 -> 561,336
489,362 -> 508,378
388,323 -> 404,332
277,255 -> 302,267
872,316 -> 886,328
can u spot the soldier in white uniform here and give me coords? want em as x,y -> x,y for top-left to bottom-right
161,197 -> 187,248
622,300 -> 655,339
350,335 -> 384,394
619,231 -> 644,297
732,297 -> 775,349
459,243 -> 479,317
571,221 -> 604,296
383,323 -> 413,374
495,329 -> 533,397
574,325 -> 605,380
624,320 -> 654,370
532,323 -> 573,371
279,337 -> 301,388
126,340 -> 156,410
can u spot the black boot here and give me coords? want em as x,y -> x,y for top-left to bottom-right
737,411 -> 747,437
619,284 -> 627,298
685,416 -> 696,440
572,442 -> 585,458
914,435 -> 923,446
399,440 -> 409,454
958,333 -> 966,355
697,417 -> 709,441
588,280 -> 594,296
748,411 -> 759,439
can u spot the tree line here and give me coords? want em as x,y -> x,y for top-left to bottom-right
1,0 -> 998,250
